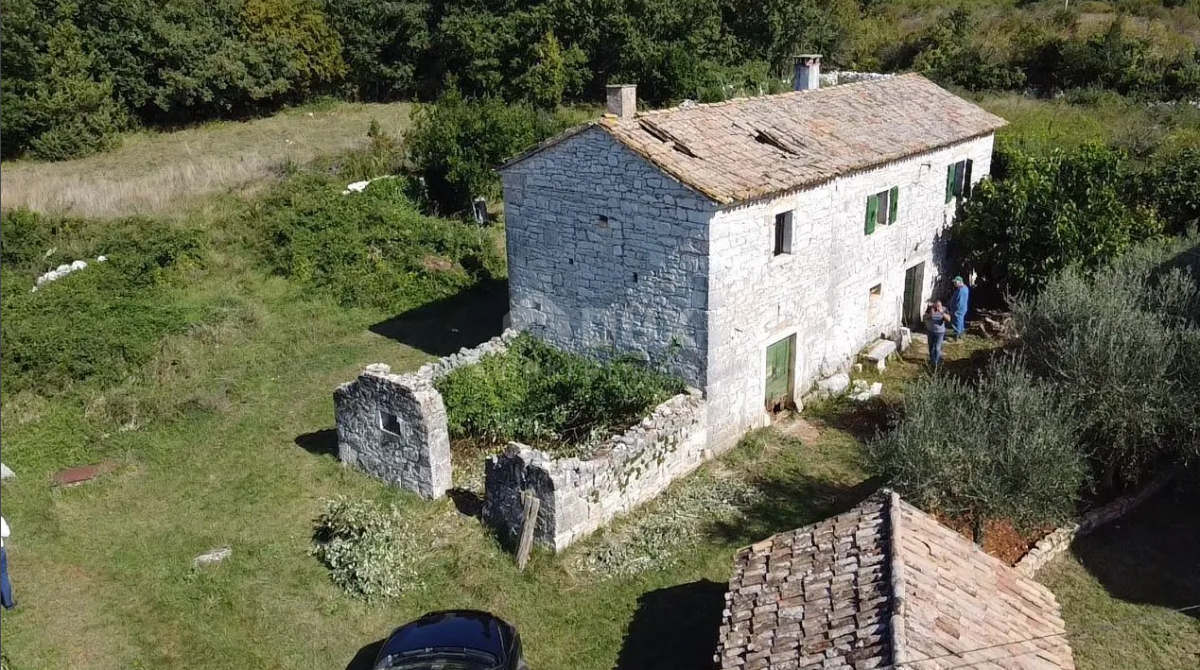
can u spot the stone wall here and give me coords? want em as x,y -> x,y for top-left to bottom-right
334,330 -> 517,499
704,135 -> 995,448
500,126 -> 717,389
482,389 -> 707,551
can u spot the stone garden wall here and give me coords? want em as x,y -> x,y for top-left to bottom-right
334,330 -> 518,499
482,389 -> 708,552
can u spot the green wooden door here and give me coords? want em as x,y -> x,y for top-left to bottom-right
903,263 -> 924,327
764,336 -> 795,411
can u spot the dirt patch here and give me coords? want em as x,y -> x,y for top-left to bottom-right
774,416 -> 821,444
421,255 -> 456,272
936,513 -> 1053,565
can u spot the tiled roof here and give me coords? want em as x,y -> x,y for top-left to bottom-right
500,74 -> 1006,204
715,491 -> 1075,670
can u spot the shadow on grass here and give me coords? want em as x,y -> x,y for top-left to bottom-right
712,472 -> 884,546
370,279 -> 508,357
345,638 -> 384,670
448,487 -> 484,518
615,579 -> 727,670
1071,485 -> 1200,619
296,428 -> 338,457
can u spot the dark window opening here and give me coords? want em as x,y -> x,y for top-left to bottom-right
773,211 -> 794,256
380,410 -> 402,435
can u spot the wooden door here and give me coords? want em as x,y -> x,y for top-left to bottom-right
764,335 -> 795,412
903,263 -> 925,327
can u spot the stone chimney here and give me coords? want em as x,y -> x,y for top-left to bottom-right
793,55 -> 822,92
606,84 -> 637,119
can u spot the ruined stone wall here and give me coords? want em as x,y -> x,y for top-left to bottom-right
334,330 -> 517,499
705,135 -> 995,449
482,389 -> 707,551
500,126 -> 717,389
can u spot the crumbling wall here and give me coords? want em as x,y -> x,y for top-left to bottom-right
334,330 -> 518,499
482,389 -> 708,551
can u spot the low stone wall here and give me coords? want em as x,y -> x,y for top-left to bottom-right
483,389 -> 708,551
1014,472 -> 1174,577
333,329 -> 518,499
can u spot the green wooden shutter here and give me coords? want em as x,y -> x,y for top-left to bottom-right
963,159 -> 974,198
865,195 -> 878,235
945,164 -> 955,203
888,186 -> 899,224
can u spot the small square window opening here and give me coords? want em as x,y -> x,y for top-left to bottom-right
868,284 -> 883,321
773,211 -> 794,256
380,410 -> 402,435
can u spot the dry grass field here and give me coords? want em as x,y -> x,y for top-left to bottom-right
0,101 -> 412,218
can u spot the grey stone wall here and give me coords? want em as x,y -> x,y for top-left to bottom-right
500,126 -> 717,389
482,389 -> 707,551
334,330 -> 518,499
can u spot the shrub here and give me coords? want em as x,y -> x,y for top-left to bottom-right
404,90 -> 578,215
1012,247 -> 1200,489
434,333 -> 685,455
866,358 -> 1086,542
309,497 -> 422,600
955,141 -> 1163,295
248,170 -> 503,314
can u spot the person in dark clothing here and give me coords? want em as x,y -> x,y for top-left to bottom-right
948,276 -> 970,339
925,300 -> 948,367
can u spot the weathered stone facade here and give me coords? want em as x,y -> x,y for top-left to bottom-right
334,330 -> 518,499
482,389 -> 707,551
501,127 -> 717,388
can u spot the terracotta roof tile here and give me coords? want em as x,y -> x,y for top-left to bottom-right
714,491 -> 1075,670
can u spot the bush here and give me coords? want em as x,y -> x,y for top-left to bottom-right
0,215 -> 204,396
1012,242 -> 1200,489
248,169 -> 503,313
866,358 -> 1086,542
309,497 -> 422,600
404,90 -> 578,215
955,141 -> 1163,295
434,333 -> 685,455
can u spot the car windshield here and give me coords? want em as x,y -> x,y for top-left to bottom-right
377,649 -> 499,670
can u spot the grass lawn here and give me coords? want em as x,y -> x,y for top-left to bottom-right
1037,487 -> 1200,670
0,100 -> 412,218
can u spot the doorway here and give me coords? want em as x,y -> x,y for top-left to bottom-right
764,335 -> 796,413
903,262 -> 925,328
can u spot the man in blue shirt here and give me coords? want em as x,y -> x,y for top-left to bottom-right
949,276 -> 970,339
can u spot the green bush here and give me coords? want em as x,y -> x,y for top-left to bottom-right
1012,239 -> 1200,489
309,497 -> 422,600
248,169 -> 502,314
866,357 -> 1086,542
404,90 -> 577,215
955,141 -> 1163,295
434,334 -> 686,455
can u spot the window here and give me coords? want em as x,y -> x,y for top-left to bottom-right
946,159 -> 974,202
380,410 -> 402,436
864,187 -> 899,235
773,210 -> 794,255
868,284 -> 883,321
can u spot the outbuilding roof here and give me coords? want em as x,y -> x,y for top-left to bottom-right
500,74 -> 1006,204
714,490 -> 1075,670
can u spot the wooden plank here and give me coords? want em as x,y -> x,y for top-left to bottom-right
516,490 -> 541,571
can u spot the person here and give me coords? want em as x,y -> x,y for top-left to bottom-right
1,515 -> 14,610
948,275 -> 970,339
924,300 -> 948,368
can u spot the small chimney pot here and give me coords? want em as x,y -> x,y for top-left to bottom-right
793,55 -> 822,92
606,84 -> 637,119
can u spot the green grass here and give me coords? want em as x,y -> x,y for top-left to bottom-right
1037,488 -> 1200,670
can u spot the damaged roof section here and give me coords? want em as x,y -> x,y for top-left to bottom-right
501,74 -> 1006,205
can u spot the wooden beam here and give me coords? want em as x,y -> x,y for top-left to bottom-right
516,489 -> 541,571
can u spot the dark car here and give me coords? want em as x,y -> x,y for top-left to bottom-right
372,610 -> 528,670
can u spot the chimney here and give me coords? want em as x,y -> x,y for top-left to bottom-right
793,55 -> 822,91
606,84 -> 637,119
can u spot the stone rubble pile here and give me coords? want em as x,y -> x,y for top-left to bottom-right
32,256 -> 107,292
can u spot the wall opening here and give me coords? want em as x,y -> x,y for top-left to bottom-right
868,284 -> 883,323
380,409 -> 402,436
773,211 -> 794,256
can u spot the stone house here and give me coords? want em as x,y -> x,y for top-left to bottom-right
499,57 -> 1006,450
715,490 -> 1076,670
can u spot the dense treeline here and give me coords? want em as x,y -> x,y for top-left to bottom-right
4,0 -> 1198,160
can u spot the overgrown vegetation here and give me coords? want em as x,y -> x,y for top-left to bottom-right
309,497 -> 425,600
5,1 -> 1198,160
435,333 -> 685,455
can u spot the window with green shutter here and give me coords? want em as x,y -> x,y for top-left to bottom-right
947,159 -> 975,201
888,186 -> 899,224
946,164 -> 956,203
864,194 -> 878,235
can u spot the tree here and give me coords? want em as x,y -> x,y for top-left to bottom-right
320,0 -> 430,100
